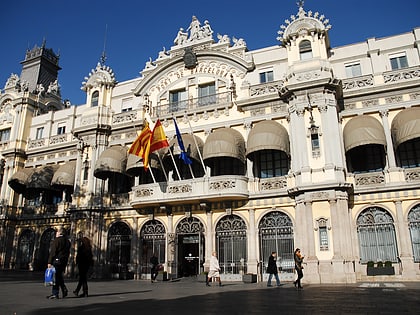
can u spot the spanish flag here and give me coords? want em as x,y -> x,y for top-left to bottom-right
128,122 -> 152,169
150,119 -> 169,153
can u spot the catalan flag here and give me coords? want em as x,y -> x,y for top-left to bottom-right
128,121 -> 152,170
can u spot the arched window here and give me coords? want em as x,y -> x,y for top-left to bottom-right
259,211 -> 294,273
396,138 -> 420,168
140,220 -> 166,276
346,144 -> 386,173
215,215 -> 247,274
91,91 -> 99,107
16,229 -> 35,270
357,207 -> 398,263
408,204 -> 420,262
299,40 -> 313,60
252,150 -> 290,178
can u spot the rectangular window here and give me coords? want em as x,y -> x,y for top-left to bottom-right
57,123 -> 66,135
319,227 -> 329,250
259,70 -> 274,83
390,52 -> 408,70
36,127 -> 44,140
0,128 -> 11,142
345,62 -> 362,77
169,89 -> 187,112
121,98 -> 132,112
198,83 -> 216,106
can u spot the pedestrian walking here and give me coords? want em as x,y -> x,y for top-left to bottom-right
266,251 -> 281,287
150,253 -> 159,283
293,248 -> 304,290
206,251 -> 222,287
73,236 -> 93,297
46,227 -> 71,299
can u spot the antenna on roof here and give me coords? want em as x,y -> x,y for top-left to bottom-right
100,24 -> 108,66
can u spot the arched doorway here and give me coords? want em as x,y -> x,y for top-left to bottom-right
357,207 -> 399,263
107,221 -> 132,275
16,229 -> 35,270
140,220 -> 166,279
175,217 -> 204,277
259,211 -> 294,275
35,228 -> 55,271
215,214 -> 247,274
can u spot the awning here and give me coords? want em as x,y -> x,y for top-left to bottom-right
164,134 -> 204,163
246,120 -> 290,158
203,127 -> 246,163
8,168 -> 35,194
51,160 -> 76,187
391,107 -> 420,147
26,165 -> 59,190
343,115 -> 386,152
94,145 -> 128,180
126,153 -> 160,177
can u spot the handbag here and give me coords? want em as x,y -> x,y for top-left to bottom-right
44,266 -> 56,286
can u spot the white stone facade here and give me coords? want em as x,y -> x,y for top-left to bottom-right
0,4 -> 419,283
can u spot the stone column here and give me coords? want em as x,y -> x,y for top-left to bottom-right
132,218 -> 139,279
74,140 -> 84,196
304,198 -> 320,284
204,210 -> 213,271
379,109 -> 397,169
329,198 -> 343,260
394,200 -> 416,278
167,214 -> 175,277
247,208 -> 258,274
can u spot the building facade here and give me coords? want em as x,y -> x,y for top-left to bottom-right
0,4 -> 419,283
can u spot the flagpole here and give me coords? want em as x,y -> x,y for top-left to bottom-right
186,115 -> 207,177
156,152 -> 169,182
148,164 -> 157,183
168,146 -> 182,180
188,163 -> 195,179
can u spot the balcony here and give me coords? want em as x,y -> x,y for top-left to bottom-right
153,91 -> 232,118
130,175 -> 249,209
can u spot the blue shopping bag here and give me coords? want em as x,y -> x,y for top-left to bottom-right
44,266 -> 56,286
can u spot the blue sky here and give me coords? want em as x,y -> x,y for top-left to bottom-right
1,0 -> 419,105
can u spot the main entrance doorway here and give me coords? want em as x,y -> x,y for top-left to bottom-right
175,217 -> 205,278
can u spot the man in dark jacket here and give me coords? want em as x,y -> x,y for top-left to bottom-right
266,251 -> 281,287
47,227 -> 71,299
150,253 -> 159,283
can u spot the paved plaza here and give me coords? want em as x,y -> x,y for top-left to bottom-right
1,271 -> 419,315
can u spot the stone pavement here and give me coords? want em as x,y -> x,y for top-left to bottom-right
1,271 -> 419,315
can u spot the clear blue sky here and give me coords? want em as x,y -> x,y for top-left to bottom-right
1,0 -> 419,105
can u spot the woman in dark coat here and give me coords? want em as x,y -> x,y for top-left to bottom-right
293,248 -> 304,289
73,237 -> 93,297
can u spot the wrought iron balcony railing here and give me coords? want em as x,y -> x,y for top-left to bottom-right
153,91 -> 231,117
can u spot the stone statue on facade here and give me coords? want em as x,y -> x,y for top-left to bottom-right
5,73 -> 19,90
47,79 -> 60,95
187,15 -> 201,41
217,33 -> 230,44
174,16 -> 215,46
174,28 -> 188,45
232,36 -> 246,47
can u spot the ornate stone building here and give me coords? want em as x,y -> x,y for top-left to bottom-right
0,4 -> 419,283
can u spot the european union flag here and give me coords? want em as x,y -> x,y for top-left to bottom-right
173,118 -> 193,165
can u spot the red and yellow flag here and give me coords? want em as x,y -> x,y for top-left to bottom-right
149,119 -> 169,153
128,122 -> 152,170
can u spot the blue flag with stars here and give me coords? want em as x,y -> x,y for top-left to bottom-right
173,118 -> 193,165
